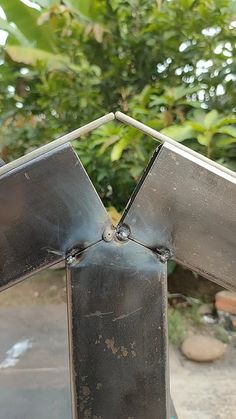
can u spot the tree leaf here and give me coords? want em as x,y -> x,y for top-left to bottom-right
188,121 -> 205,133
0,17 -> 30,46
33,0 -> 60,6
215,117 -> 236,128
215,136 -> 236,147
111,137 -> 129,161
217,126 -> 236,137
99,135 -> 120,154
179,99 -> 201,108
191,110 -> 206,124
6,46 -> 70,69
173,85 -> 200,101
0,0 -> 55,51
149,94 -> 167,107
204,110 -> 219,130
197,134 -> 209,146
161,125 -> 194,141
64,0 -> 94,18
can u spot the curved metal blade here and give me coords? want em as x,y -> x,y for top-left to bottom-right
0,144 -> 109,291
121,142 -> 236,291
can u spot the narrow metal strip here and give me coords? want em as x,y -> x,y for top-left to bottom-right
115,111 -> 236,181
0,113 -> 115,177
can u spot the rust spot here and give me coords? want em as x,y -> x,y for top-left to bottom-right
121,346 -> 128,357
105,337 -> 119,354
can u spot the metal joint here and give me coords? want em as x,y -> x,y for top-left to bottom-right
115,224 -> 131,242
66,246 -> 82,265
155,247 -> 173,263
102,225 -> 115,242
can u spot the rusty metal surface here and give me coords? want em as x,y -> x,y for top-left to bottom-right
0,144 -> 109,291
66,238 -> 169,419
121,142 -> 236,291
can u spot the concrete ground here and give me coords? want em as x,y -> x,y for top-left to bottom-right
170,346 -> 236,419
0,268 -> 235,419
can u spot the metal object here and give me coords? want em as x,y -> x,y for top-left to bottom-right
0,143 -> 109,291
115,224 -> 131,242
0,113 -> 114,178
0,112 -> 235,418
121,141 -> 236,291
66,237 -> 169,419
115,111 -> 236,178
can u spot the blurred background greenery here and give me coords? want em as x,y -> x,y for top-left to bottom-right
0,0 -> 235,210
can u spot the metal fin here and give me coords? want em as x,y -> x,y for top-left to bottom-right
121,142 -> 236,291
0,143 -> 109,290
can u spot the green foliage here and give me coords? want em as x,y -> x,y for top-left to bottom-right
0,0 -> 236,207
168,303 -> 202,346
0,0 -> 56,50
213,325 -> 230,343
168,308 -> 186,346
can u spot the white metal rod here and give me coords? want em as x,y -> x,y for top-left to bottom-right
0,112 -> 115,176
115,111 -> 236,180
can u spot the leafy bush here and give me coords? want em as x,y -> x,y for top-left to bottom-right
0,0 -> 235,208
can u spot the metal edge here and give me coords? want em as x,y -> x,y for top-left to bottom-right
0,112 -> 115,177
162,141 -> 236,184
121,140 -> 236,292
119,144 -> 164,225
115,111 -> 236,181
174,255 -> 236,293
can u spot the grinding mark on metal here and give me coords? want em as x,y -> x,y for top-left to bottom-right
112,307 -> 143,322
84,311 -> 114,318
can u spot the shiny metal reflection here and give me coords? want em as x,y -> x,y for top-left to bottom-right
0,143 -> 109,291
121,141 -> 236,291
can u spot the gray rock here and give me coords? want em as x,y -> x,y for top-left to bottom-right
181,335 -> 226,362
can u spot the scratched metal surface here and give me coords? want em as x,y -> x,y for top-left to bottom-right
0,144 -> 109,291
67,238 -> 169,419
121,142 -> 236,291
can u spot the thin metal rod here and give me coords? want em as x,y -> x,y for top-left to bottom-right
115,111 -> 236,181
0,112 -> 115,176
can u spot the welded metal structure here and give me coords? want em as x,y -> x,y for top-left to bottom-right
0,112 -> 235,419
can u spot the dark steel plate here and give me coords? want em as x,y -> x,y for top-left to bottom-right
67,238 -> 169,419
121,142 -> 236,291
0,144 -> 109,290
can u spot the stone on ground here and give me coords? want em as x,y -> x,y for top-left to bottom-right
181,335 -> 226,362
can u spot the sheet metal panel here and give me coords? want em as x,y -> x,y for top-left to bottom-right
0,144 -> 109,290
66,238 -> 169,419
122,142 -> 236,291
